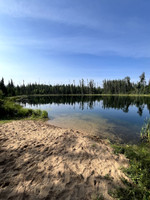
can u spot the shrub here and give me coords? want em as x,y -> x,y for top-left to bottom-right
141,118 -> 150,142
41,110 -> 48,118
32,109 -> 42,117
0,99 -> 48,120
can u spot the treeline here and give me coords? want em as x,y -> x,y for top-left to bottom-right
103,73 -> 150,94
0,79 -> 102,97
0,72 -> 150,97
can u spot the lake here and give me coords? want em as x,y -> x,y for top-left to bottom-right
20,95 -> 150,144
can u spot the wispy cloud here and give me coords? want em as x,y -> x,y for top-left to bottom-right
1,34 -> 150,58
0,0 -> 102,29
0,0 -> 144,35
0,1 -> 150,59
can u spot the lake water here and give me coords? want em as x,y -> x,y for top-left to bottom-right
20,96 -> 150,144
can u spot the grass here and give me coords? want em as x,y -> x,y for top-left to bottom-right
91,143 -> 97,148
0,98 -> 48,121
0,119 -> 14,124
91,193 -> 105,200
103,173 -> 114,181
7,94 -> 150,100
141,118 -> 150,142
110,119 -> 150,199
112,142 -> 150,200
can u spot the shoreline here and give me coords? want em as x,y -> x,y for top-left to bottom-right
9,93 -> 150,101
0,120 -> 129,200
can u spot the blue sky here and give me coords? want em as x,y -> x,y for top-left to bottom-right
0,0 -> 150,86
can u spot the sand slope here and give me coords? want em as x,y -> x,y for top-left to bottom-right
0,120 -> 128,200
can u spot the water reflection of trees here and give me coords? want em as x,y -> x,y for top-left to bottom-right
102,96 -> 150,116
20,95 -> 150,116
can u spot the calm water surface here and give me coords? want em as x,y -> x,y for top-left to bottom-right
20,96 -> 150,144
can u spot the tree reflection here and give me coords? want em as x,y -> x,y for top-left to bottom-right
20,95 -> 150,116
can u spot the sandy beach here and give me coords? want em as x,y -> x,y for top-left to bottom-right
0,120 -> 129,200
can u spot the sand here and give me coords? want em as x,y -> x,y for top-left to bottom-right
0,120 -> 129,200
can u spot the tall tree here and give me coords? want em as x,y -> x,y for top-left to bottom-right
139,72 -> 146,93
139,72 -> 146,86
0,77 -> 7,95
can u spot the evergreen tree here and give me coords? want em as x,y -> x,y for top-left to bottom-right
0,77 -> 7,95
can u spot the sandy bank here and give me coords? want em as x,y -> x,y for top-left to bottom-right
0,120 -> 128,200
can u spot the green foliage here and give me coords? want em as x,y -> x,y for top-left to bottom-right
103,174 -> 113,181
31,109 -> 42,118
0,77 -> 7,96
41,110 -> 48,118
112,143 -> 150,199
0,89 -> 4,98
0,99 -> 48,120
141,118 -> 150,142
30,109 -> 48,119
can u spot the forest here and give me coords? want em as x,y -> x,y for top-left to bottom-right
0,72 -> 150,97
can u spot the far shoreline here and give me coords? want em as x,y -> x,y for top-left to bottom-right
9,93 -> 150,101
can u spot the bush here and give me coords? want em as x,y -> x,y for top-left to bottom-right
31,110 -> 48,119
41,110 -> 48,118
0,99 -> 48,120
17,108 -> 33,117
31,109 -> 42,118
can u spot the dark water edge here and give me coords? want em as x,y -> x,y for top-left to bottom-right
20,95 -> 150,144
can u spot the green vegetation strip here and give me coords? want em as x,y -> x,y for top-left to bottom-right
8,94 -> 150,99
0,98 -> 48,121
112,143 -> 150,200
